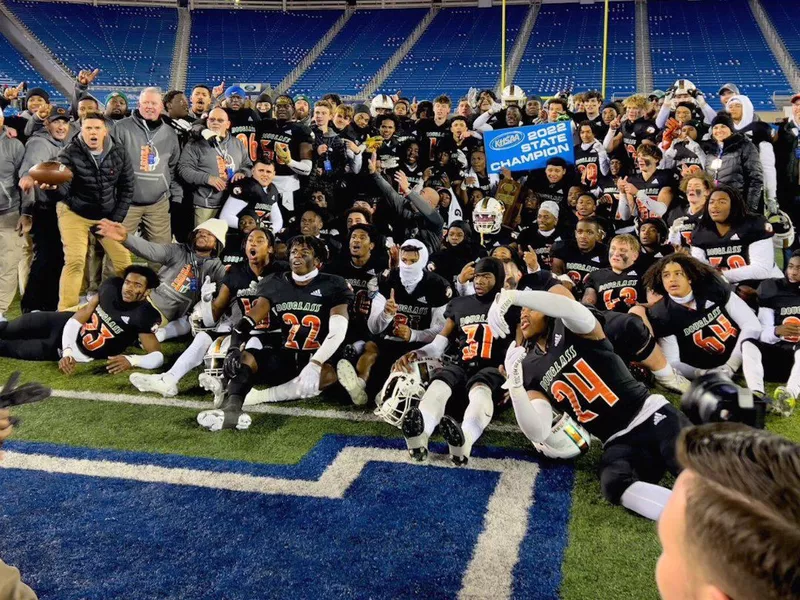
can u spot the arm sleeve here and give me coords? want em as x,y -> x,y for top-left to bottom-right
367,293 -> 393,334
414,334 -> 449,359
310,313 -> 348,365
700,102 -> 716,125
270,202 -> 283,233
122,234 -> 176,264
126,351 -> 165,370
758,307 -> 781,344
61,318 -> 93,363
603,127 -> 617,151
509,290 -> 596,334
455,280 -> 475,297
658,335 -> 705,378
723,238 -> 775,283
655,103 -> 671,129
410,305 -> 447,343
472,111 -> 493,133
595,141 -> 610,176
616,192 -> 632,220
690,245 -> 709,264
635,190 -> 668,218
687,139 -> 707,166
288,158 -> 312,176
509,387 -> 553,444
219,196 -> 247,229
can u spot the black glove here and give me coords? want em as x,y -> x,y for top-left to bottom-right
0,372 -> 51,409
223,348 -> 243,380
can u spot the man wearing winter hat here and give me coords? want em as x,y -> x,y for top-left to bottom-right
293,94 -> 312,128
97,217 -> 228,338
255,92 -> 272,120
223,85 -> 259,162
104,92 -> 128,121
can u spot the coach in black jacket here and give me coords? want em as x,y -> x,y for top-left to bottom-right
42,111 -> 135,310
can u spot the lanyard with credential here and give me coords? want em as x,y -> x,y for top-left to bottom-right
214,138 -> 235,181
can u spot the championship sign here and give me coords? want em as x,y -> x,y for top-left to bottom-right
484,121 -> 575,174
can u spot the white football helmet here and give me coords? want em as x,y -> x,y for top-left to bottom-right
472,197 -> 505,235
203,335 -> 231,378
672,79 -> 696,97
501,84 -> 526,108
374,358 -> 442,428
533,411 -> 592,459
190,304 -> 215,337
370,94 -> 394,117
769,210 -> 795,248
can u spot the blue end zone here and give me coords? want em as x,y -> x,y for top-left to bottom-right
0,437 -> 574,600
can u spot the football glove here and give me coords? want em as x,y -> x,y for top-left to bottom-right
488,289 -> 517,339
0,372 -> 51,409
223,347 -> 243,379
502,342 -> 527,390
297,361 -> 322,398
200,276 -> 216,302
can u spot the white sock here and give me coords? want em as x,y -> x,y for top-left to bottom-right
156,317 -> 191,342
168,332 -> 212,381
652,365 -> 673,380
462,385 -> 494,447
419,379 -> 452,437
620,481 -> 672,520
244,379 -> 302,405
787,349 -> 800,398
741,342 -> 765,394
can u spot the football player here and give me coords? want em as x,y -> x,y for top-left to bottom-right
129,228 -> 283,397
637,218 -> 674,271
605,94 -> 659,169
197,236 -> 353,431
756,250 -> 800,416
571,91 -> 606,138
0,265 -> 162,375
690,185 -> 781,288
487,287 -> 691,520
222,85 -> 260,163
574,121 -> 610,189
515,201 -> 567,269
529,157 -> 571,206
550,218 -> 609,295
395,257 -> 518,465
617,144 -> 677,225
254,94 -> 314,215
414,95 -> 451,167
667,172 -> 712,248
219,158 -> 283,233
644,254 -> 766,399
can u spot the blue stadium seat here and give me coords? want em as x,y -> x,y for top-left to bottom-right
187,10 -> 341,92
381,6 -> 529,102
648,0 -> 789,109
514,2 -> 637,100
289,9 -> 427,98
7,0 -> 176,89
760,0 -> 800,77
0,34 -> 62,104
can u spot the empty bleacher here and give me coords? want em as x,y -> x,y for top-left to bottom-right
289,9 -> 426,98
0,33 -> 60,104
760,0 -> 800,72
381,6 -> 529,102
7,0 -> 177,89
648,0 -> 788,109
187,10 -> 341,92
514,2 -> 636,100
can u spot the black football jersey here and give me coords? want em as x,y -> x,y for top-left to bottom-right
572,112 -> 608,139
691,216 -> 773,272
668,141 -> 705,173
226,108 -> 260,162
325,255 -> 381,339
531,178 -> 570,207
517,269 -> 560,292
522,319 -> 649,441
516,227 -> 567,269
585,267 -> 645,312
228,178 -> 281,227
414,119 -> 450,166
256,272 -> 353,353
255,120 -> 314,177
223,261 -> 287,332
574,143 -> 605,188
592,175 -> 629,228
648,283 -> 739,369
399,163 -> 425,192
377,270 -> 452,342
444,294 -> 520,370
77,278 -> 161,358
620,118 -> 659,167
551,241 -> 610,289
757,278 -> 800,346
666,205 -> 703,247
626,169 -> 679,222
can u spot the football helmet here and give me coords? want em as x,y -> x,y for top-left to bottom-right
374,358 -> 441,428
203,335 -> 231,378
472,197 -> 505,235
681,371 -> 766,429
189,304 -> 215,337
533,411 -> 592,459
768,210 -> 795,248
672,79 -> 697,96
370,94 -> 394,117
501,84 -> 526,108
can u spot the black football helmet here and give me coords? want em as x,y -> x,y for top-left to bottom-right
681,371 -> 765,429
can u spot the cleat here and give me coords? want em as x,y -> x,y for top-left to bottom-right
129,372 -> 178,397
337,359 -> 368,406
655,371 -> 691,394
197,395 -> 250,431
771,386 -> 796,418
199,372 -> 225,408
439,415 -> 469,466
628,362 -> 654,386
401,406 -> 429,461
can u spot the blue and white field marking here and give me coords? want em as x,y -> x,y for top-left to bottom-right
0,437 -> 573,600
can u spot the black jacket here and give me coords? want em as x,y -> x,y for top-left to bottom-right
704,133 -> 763,212
775,118 -> 800,206
48,135 -> 135,222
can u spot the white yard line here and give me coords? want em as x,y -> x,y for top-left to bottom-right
49,388 -> 523,434
1,446 -> 539,600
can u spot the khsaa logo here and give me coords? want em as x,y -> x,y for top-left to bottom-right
489,131 -> 524,152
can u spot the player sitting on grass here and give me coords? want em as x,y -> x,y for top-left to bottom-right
0,265 -> 163,375
197,236 -> 352,431
487,286 -> 691,520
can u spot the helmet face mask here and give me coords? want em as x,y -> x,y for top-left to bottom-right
769,210 -> 795,248
371,94 -> 394,118
533,411 -> 592,459
501,84 -> 526,108
203,335 -> 231,378
473,197 -> 505,235
374,358 -> 441,428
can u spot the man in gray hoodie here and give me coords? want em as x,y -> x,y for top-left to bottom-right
178,107 -> 252,226
18,106 -> 70,312
114,87 -> 182,258
0,111 -> 30,322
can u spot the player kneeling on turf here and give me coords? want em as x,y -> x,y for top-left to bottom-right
197,236 -> 353,431
0,266 -> 163,375
394,257 -> 517,466
488,287 -> 691,520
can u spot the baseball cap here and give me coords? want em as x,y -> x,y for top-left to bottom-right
47,105 -> 70,122
224,85 -> 246,99
717,83 -> 740,96
293,94 -> 310,105
105,91 -> 128,105
649,90 -> 666,100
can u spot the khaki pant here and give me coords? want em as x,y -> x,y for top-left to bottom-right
194,206 -> 218,227
17,232 -> 31,296
56,202 -> 131,311
0,557 -> 37,600
116,198 -> 172,275
0,213 -> 24,314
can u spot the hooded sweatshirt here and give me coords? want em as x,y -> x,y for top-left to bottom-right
18,128 -> 68,206
0,127 -> 27,216
177,132 -> 253,209
728,94 -> 777,208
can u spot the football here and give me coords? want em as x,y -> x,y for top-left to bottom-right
29,161 -> 73,186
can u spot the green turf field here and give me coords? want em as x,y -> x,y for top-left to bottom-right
2,300 -> 798,599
